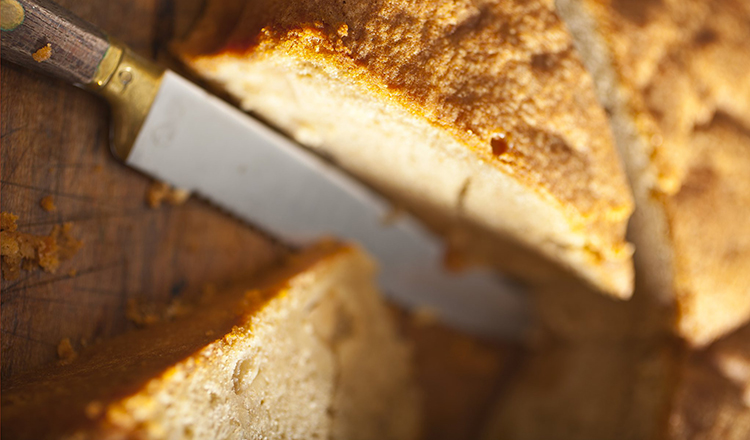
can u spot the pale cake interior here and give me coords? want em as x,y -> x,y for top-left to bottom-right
1,245 -> 419,440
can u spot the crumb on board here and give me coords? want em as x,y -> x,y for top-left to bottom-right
164,298 -> 192,320
40,195 -> 57,212
126,296 -> 193,327
85,401 -> 104,419
1,212 -> 18,232
68,269 -> 77,277
1,212 -> 83,281
126,298 -> 161,327
146,181 -> 190,208
32,43 -> 52,63
442,245 -> 472,273
57,338 -> 77,364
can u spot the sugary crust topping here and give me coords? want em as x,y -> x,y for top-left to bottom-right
178,0 -> 634,261
583,0 -> 750,343
585,0 -> 750,193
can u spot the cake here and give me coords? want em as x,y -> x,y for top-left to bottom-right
1,242 -> 420,440
556,0 -> 750,345
482,341 -> 679,440
392,307 -> 519,440
174,0 -> 635,298
483,278 -> 750,440
669,348 -> 750,440
482,336 -> 750,440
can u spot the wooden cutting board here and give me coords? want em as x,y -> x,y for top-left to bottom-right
0,0 -> 285,381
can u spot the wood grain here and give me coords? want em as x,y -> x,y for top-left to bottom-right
1,0 -> 285,381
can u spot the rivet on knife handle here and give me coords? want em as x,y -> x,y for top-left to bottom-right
89,41 -> 164,161
0,0 -> 165,161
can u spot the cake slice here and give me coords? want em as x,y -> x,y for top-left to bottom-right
174,0 -> 635,298
483,278 -> 750,440
481,337 -> 750,440
481,341 -> 680,440
669,348 -> 750,440
392,307 -> 519,440
556,0 -> 750,345
1,242 -> 420,440
708,324 -> 750,409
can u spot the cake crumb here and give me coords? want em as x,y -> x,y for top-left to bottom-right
52,223 -> 83,260
164,298 -> 191,320
126,298 -> 161,327
380,205 -> 404,226
57,338 -> 77,364
40,196 -> 57,212
411,306 -> 440,327
127,296 -> 193,327
146,181 -> 190,208
68,269 -> 77,277
84,401 -> 104,419
0,212 -> 83,281
32,43 -> 52,63
337,23 -> 349,37
443,245 -> 471,273
1,212 -> 18,231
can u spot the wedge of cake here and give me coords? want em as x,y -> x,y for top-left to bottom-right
174,0 -> 635,298
1,242 -> 420,440
482,337 -> 750,440
482,341 -> 680,440
392,307 -> 519,440
669,347 -> 750,440
483,278 -> 750,440
708,324 -> 750,410
556,0 -> 750,345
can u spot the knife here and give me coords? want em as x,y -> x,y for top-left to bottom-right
1,0 -> 529,338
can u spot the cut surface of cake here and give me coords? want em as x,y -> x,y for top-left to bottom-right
668,349 -> 750,440
482,337 -> 750,440
175,0 -> 635,298
482,280 -> 750,440
556,0 -> 750,345
392,307 -> 520,440
482,341 -> 680,440
1,242 -> 420,440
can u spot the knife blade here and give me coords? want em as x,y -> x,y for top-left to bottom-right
1,0 -> 530,338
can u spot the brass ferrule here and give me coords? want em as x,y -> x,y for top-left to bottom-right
88,39 -> 165,161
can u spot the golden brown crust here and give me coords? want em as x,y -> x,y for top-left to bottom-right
578,0 -> 750,344
177,0 -> 634,279
0,241 -> 352,440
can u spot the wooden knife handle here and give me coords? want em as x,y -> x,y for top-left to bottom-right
1,0 -> 110,85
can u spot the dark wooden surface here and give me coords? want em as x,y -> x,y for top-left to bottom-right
1,0 -> 285,381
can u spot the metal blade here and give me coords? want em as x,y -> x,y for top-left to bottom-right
126,71 -> 530,339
